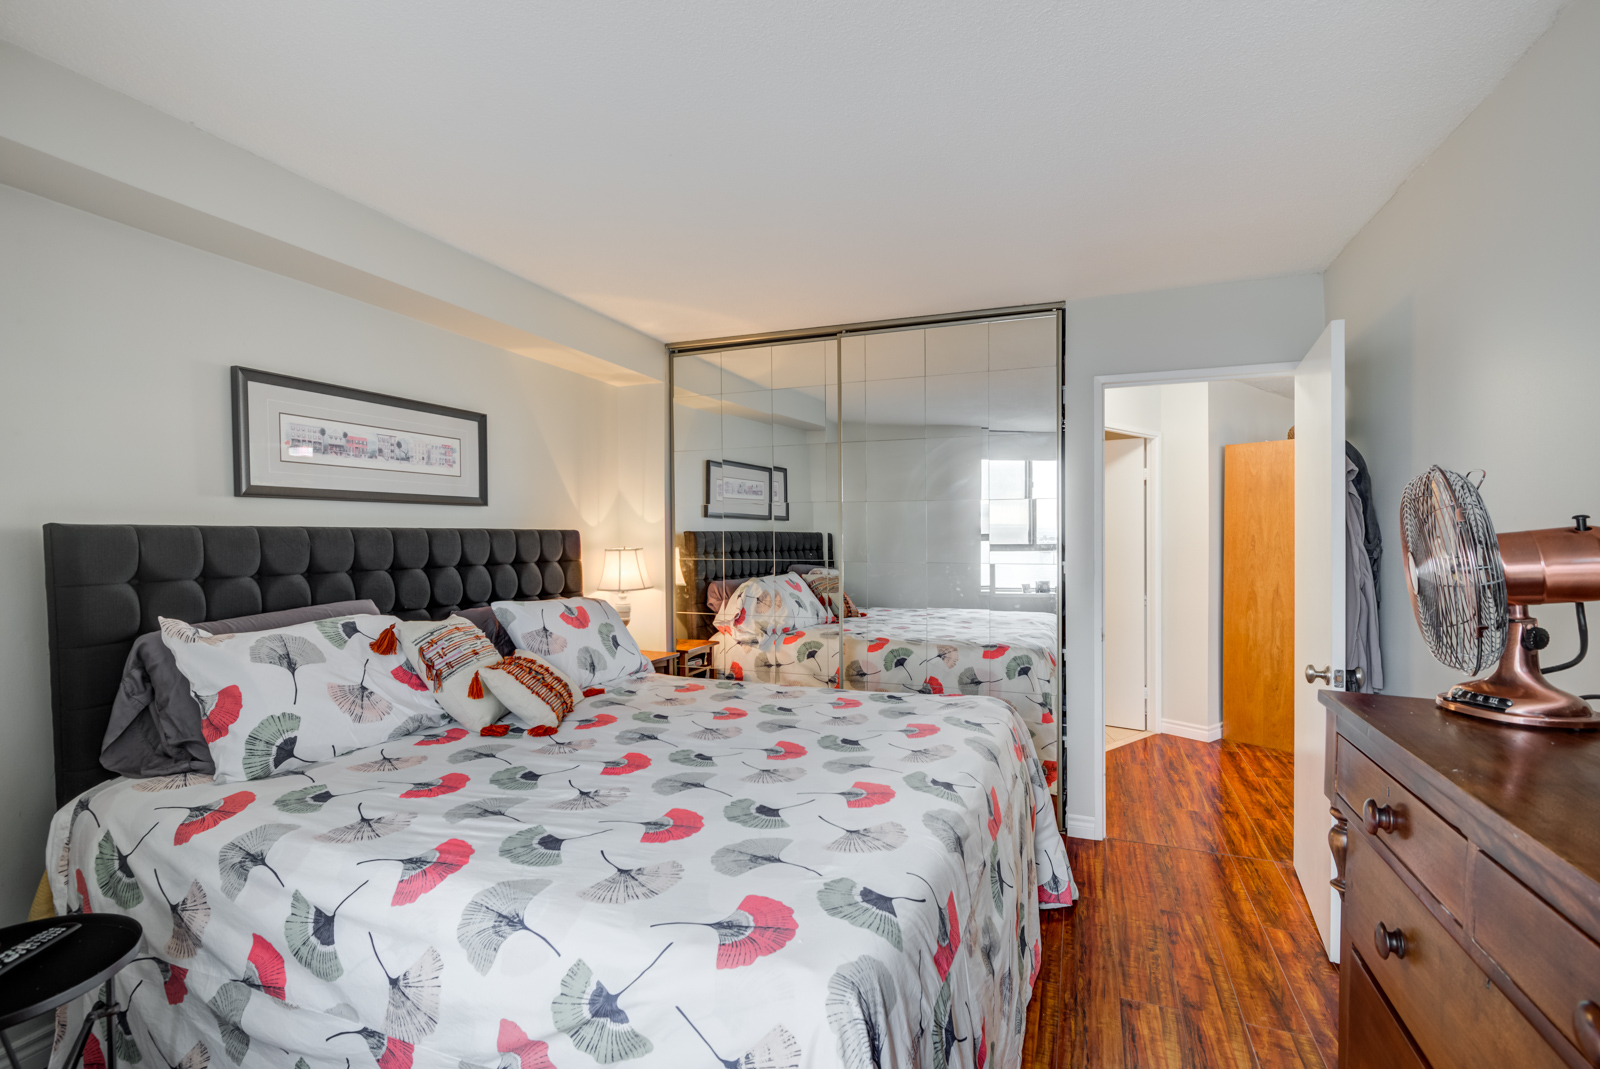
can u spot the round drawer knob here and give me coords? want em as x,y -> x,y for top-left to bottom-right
1375,921 -> 1407,960
1575,1000 -> 1600,1066
1363,798 -> 1401,835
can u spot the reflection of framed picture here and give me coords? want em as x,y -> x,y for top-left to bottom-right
704,459 -> 772,519
771,466 -> 789,521
232,366 -> 488,505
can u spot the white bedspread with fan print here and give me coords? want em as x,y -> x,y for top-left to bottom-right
47,673 -> 1074,1069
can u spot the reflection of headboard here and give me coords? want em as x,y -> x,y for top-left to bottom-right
43,524 -> 581,805
676,530 -> 833,639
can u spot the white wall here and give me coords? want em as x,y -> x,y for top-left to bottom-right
1065,274 -> 1325,837
0,183 -> 666,923
1159,385 -> 1213,734
1325,0 -> 1600,702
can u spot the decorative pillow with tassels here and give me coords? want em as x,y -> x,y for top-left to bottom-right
476,651 -> 576,733
394,616 -> 507,731
159,614 -> 451,783
491,597 -> 653,690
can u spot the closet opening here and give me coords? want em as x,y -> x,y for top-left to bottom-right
1100,375 -> 1296,768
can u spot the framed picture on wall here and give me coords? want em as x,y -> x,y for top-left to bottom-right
704,459 -> 772,519
232,366 -> 488,505
771,465 -> 789,521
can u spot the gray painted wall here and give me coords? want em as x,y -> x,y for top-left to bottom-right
0,183 -> 662,922
1325,0 -> 1600,703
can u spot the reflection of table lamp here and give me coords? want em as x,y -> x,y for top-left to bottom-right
598,548 -> 650,625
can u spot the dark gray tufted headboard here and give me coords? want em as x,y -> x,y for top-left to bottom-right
675,530 -> 832,640
42,524 -> 581,805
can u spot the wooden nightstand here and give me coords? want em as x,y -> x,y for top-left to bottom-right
676,640 -> 716,679
639,650 -> 678,676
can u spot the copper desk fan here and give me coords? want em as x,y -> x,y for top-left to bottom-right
1401,466 -> 1600,728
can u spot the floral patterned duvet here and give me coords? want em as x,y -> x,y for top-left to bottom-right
710,609 -> 1059,789
48,673 -> 1074,1069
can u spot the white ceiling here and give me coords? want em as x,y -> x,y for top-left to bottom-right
0,1 -> 1565,343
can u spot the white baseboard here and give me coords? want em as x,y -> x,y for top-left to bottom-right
1064,814 -> 1099,839
5,1015 -> 54,1069
1160,718 -> 1223,743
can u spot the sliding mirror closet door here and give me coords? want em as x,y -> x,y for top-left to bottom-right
671,340 -> 842,685
838,313 -> 1062,787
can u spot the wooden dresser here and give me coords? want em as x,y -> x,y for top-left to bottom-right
1322,690 -> 1600,1069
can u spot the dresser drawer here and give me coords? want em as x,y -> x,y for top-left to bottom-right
1337,736 -> 1470,920
1345,831 -> 1566,1069
1472,851 -> 1600,1057
1343,949 -> 1428,1069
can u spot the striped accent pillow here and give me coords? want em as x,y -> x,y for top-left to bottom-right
477,652 -> 576,732
396,616 -> 506,730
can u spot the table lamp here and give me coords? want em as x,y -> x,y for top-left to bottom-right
597,547 -> 650,624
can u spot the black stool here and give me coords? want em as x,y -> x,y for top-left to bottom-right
0,916 -> 142,1069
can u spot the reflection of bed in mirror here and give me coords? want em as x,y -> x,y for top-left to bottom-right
678,530 -> 1059,788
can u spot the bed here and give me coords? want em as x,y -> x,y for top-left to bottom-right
42,524 -> 1074,1069
676,532 -> 1060,788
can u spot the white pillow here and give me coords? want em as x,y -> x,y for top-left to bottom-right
712,574 -> 831,636
492,597 -> 651,690
477,652 -> 576,733
159,614 -> 450,783
394,616 -> 507,731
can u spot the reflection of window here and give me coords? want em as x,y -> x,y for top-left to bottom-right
980,459 -> 1058,593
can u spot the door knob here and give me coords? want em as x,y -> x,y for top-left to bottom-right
1375,922 -> 1407,960
1305,665 -> 1332,685
1363,798 -> 1401,835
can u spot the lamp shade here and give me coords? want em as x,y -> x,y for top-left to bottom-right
598,547 -> 650,592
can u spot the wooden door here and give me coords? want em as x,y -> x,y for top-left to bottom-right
1103,435 -> 1148,730
1222,439 -> 1295,750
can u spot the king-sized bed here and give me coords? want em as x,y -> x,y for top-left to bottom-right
42,524 -> 1074,1069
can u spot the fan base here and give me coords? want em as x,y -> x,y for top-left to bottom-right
1436,693 -> 1600,729
1437,613 -> 1600,729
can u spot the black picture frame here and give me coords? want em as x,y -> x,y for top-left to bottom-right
771,465 -> 789,521
703,459 -> 773,519
232,366 -> 489,506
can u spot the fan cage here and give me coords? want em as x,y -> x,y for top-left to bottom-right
1399,466 -> 1508,675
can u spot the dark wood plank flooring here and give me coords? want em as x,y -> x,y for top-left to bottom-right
1022,735 -> 1339,1068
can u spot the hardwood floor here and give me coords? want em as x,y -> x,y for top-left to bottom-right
1022,735 -> 1339,1068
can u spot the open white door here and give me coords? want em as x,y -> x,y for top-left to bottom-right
1293,320 -> 1345,962
1104,436 -> 1148,730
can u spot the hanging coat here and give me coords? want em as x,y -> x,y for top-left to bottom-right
1346,455 -> 1384,692
1346,441 -> 1382,604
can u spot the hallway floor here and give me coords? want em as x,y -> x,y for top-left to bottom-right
1021,735 -> 1338,1068
1105,725 -> 1156,751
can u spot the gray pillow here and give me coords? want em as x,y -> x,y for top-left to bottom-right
706,579 -> 744,615
458,605 -> 515,660
101,599 -> 381,778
